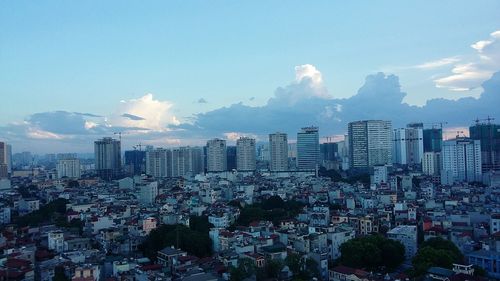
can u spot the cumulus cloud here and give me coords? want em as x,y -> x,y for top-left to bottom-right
172,66 -> 500,140
269,64 -> 331,106
110,94 -> 179,131
434,30 -> 500,91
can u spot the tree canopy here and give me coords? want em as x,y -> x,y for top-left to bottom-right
411,237 -> 463,277
340,234 -> 405,272
235,196 -> 304,226
139,216 -> 213,260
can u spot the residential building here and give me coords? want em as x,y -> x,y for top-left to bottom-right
236,137 -> 256,171
146,148 -> 171,178
387,225 -> 417,260
139,181 -> 158,205
269,132 -> 288,171
206,139 -> 227,172
56,158 -> 81,179
94,137 -> 121,180
423,152 -> 441,176
441,138 -> 482,185
423,128 -> 443,153
392,123 -> 424,166
124,150 -> 146,175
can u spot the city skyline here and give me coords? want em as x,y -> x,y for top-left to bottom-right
1,1 -> 499,153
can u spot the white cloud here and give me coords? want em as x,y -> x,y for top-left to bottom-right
109,94 -> 180,131
26,128 -> 66,140
434,30 -> 500,91
223,132 -> 259,142
414,57 -> 460,69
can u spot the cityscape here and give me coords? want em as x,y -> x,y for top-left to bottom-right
1,1 -> 500,281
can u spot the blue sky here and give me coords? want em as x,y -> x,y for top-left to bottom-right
1,1 -> 500,152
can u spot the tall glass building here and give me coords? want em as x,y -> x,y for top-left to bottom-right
423,128 -> 443,152
297,126 -> 320,170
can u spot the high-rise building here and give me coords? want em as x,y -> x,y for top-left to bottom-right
0,142 -> 10,178
422,152 -> 441,176
145,148 -> 171,178
441,138 -> 482,185
124,150 -> 146,175
269,132 -> 288,171
56,158 -> 81,179
171,146 -> 204,177
392,124 -> 423,166
348,120 -> 392,170
320,142 -> 338,162
423,128 -> 443,152
469,122 -> 500,171
206,139 -> 227,172
236,137 -> 256,171
94,137 -> 121,180
297,126 -> 320,170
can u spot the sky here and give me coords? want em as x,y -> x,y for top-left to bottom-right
1,1 -> 500,153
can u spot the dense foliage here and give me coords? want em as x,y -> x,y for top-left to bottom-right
340,234 -> 405,271
235,196 -> 304,226
285,253 -> 320,281
411,237 -> 463,276
139,216 -> 213,260
318,167 -> 370,185
15,198 -> 68,227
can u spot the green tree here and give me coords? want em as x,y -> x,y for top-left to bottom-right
230,258 -> 255,281
411,238 -> 463,277
340,234 -> 405,271
53,266 -> 69,281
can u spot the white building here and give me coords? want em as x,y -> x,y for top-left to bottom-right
327,227 -> 355,260
387,225 -> 417,260
392,124 -> 424,166
207,139 -> 227,172
48,230 -> 64,253
57,158 -> 81,179
422,152 -> 441,176
348,120 -> 392,170
208,214 -> 230,228
236,137 -> 256,171
441,138 -> 482,185
146,148 -> 171,178
372,165 -> 388,185
139,181 -> 158,205
269,132 -> 288,171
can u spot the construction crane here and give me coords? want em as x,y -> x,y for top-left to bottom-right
113,132 -> 122,142
424,122 -> 448,129
132,143 -> 143,151
474,116 -> 495,125
455,131 -> 465,138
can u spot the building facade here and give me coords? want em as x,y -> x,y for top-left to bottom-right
236,137 -> 256,171
469,122 -> 500,171
296,126 -> 320,170
441,138 -> 482,185
348,120 -> 392,170
94,137 -> 121,180
206,139 -> 227,172
269,132 -> 288,171
56,158 -> 81,179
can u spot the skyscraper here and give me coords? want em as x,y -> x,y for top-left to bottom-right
145,148 -> 171,178
94,137 -> 121,180
392,124 -> 424,166
236,137 -> 256,171
348,120 -> 392,170
171,147 -> 204,177
0,142 -> 9,178
469,122 -> 500,171
269,132 -> 288,171
297,126 -> 320,170
441,138 -> 482,185
206,139 -> 227,172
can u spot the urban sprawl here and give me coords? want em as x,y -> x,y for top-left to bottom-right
0,119 -> 499,281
